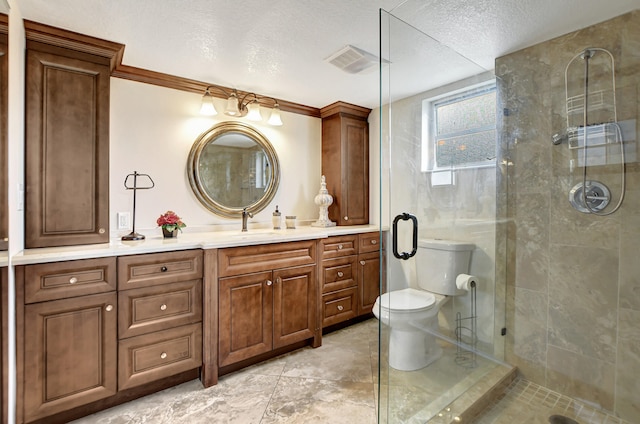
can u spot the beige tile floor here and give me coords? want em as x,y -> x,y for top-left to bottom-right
74,318 -> 623,424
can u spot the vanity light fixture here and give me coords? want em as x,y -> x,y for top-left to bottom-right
200,85 -> 283,126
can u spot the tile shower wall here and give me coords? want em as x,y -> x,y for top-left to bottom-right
496,11 -> 640,421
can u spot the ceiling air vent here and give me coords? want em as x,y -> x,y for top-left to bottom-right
324,45 -> 383,74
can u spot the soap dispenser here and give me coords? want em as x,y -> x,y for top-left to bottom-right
272,205 -> 282,229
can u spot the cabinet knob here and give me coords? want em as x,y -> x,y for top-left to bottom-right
337,271 -> 344,278
160,352 -> 167,359
99,228 -> 106,234
338,244 -> 343,250
371,239 -> 377,245
105,304 -> 113,312
160,304 -> 167,311
266,280 -> 273,286
69,277 -> 78,284
160,266 -> 168,272
344,216 -> 349,221
337,305 -> 344,311
360,260 -> 366,266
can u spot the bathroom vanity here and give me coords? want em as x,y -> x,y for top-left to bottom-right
12,226 -> 381,423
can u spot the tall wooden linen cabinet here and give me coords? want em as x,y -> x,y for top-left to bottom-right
320,102 -> 371,226
24,21 -> 124,248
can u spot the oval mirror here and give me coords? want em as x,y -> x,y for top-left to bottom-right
187,122 -> 280,218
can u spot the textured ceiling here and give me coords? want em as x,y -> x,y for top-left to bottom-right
16,0 -> 640,109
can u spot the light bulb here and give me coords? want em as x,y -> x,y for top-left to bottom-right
199,91 -> 217,116
268,103 -> 283,126
246,100 -> 263,121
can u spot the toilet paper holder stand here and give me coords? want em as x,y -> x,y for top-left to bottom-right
455,279 -> 477,368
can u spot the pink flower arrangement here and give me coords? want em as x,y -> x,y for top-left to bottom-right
157,210 -> 186,232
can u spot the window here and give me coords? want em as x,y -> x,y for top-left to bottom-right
422,83 -> 497,172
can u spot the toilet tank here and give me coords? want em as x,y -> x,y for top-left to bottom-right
416,239 -> 475,295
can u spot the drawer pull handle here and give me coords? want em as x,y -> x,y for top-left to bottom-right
337,305 -> 344,311
69,277 -> 78,284
160,352 -> 167,359
371,239 -> 377,244
160,266 -> 168,272
105,304 -> 113,312
266,280 -> 273,286
160,304 -> 167,311
337,271 -> 344,278
338,244 -> 343,250
360,260 -> 366,266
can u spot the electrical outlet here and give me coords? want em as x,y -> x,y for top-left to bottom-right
117,212 -> 130,230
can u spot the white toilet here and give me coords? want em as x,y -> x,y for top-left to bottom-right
373,238 -> 475,371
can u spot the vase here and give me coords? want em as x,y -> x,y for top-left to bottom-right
162,227 -> 178,238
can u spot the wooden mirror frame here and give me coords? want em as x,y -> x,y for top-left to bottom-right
187,121 -> 280,218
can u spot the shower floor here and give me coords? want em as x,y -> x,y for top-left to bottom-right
377,327 -> 514,423
472,378 -> 632,424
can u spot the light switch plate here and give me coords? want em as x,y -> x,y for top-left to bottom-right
117,212 -> 130,230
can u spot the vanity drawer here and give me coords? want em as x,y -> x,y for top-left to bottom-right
118,323 -> 202,390
118,280 -> 202,339
319,235 -> 357,259
322,256 -> 357,294
218,240 -> 316,277
358,232 -> 382,253
118,250 -> 203,290
24,257 -> 117,304
322,287 -> 357,327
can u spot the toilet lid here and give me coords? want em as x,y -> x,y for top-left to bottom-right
379,288 -> 435,311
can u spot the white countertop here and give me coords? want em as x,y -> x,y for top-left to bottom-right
11,225 -> 382,265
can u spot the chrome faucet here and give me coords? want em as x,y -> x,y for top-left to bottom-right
241,208 -> 253,232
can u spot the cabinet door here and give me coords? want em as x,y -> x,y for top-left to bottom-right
218,271 -> 273,367
358,252 -> 380,316
340,116 -> 369,225
25,49 -> 110,248
23,292 -> 117,422
273,265 -> 316,349
1,267 -> 6,424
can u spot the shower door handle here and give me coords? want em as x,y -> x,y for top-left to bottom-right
392,213 -> 418,260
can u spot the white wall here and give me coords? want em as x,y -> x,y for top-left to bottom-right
109,79 -> 322,238
7,1 -> 25,422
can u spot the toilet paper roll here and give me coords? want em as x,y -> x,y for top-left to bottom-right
456,274 -> 477,292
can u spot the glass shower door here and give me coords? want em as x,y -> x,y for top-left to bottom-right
377,5 -> 511,423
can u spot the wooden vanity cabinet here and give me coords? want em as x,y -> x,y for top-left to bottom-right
18,258 -> 118,423
1,266 -> 8,424
320,101 -> 371,226
17,250 -> 203,423
24,22 -> 123,248
117,250 -> 203,390
319,235 -> 359,327
320,232 -> 383,327
217,241 -> 318,368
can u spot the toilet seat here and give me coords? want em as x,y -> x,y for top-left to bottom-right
378,288 -> 435,312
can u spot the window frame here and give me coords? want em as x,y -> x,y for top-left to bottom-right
421,81 -> 497,173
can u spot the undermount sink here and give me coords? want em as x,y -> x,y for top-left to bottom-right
226,230 -> 280,239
